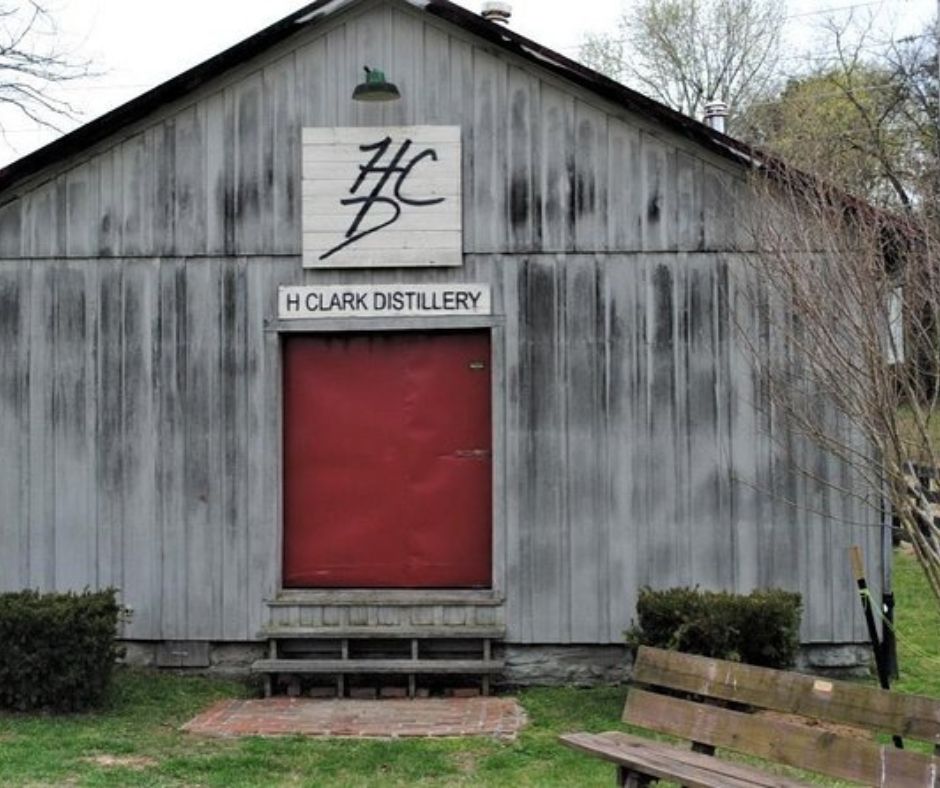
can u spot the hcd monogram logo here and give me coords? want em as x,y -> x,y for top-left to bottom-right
320,137 -> 445,260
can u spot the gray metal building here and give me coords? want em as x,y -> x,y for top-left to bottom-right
0,0 -> 882,681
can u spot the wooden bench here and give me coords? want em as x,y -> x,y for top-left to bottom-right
560,646 -> 940,787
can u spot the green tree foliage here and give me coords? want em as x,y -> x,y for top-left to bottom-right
740,19 -> 939,213
740,67 -> 912,207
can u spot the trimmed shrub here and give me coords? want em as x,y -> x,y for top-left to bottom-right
0,589 -> 123,712
626,586 -> 802,668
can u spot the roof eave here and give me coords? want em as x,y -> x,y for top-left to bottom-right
0,0 -> 787,197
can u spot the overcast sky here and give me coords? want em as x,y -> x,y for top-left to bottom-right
0,0 -> 934,167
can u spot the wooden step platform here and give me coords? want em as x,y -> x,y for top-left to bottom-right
259,625 -> 506,640
253,625 -> 504,698
266,590 -> 503,606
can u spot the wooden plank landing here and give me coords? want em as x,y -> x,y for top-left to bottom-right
259,626 -> 506,640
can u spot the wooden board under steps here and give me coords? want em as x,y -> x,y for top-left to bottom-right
252,658 -> 504,674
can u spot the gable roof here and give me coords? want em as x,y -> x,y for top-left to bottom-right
0,0 -> 760,195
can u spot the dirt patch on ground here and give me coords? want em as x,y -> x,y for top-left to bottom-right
82,755 -> 158,770
452,750 -> 480,774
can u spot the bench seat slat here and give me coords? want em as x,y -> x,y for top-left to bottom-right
624,687 -> 940,787
559,732 -> 811,788
633,646 -> 940,746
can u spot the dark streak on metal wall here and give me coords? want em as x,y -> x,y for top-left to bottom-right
0,2 -> 882,647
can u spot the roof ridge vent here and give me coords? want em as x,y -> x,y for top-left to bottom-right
481,1 -> 512,24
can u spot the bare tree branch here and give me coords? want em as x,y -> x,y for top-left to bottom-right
740,166 -> 940,611
739,14 -> 938,215
579,0 -> 784,129
0,1 -> 91,131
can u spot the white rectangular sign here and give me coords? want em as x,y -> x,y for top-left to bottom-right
302,126 -> 462,269
279,284 -> 491,320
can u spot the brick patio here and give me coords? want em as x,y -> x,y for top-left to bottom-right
183,697 -> 527,740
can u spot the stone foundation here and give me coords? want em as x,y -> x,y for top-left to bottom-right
498,645 -> 629,686
208,642 -> 267,675
497,642 -> 874,686
796,643 -> 874,678
119,640 -> 265,677
118,640 -> 874,684
120,640 -> 157,668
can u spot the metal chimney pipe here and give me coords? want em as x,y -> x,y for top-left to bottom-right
481,1 -> 512,24
703,100 -> 729,134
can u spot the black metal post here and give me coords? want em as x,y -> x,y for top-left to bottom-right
851,546 -> 903,749
882,591 -> 898,680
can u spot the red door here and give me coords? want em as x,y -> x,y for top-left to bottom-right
282,331 -> 492,588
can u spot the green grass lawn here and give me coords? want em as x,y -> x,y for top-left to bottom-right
891,546 -> 940,700
896,404 -> 940,463
0,660 -> 625,786
1,550 -> 938,787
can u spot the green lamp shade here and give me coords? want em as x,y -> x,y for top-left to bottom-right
352,67 -> 401,102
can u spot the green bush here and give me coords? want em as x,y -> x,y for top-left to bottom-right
626,586 -> 802,668
0,588 -> 123,712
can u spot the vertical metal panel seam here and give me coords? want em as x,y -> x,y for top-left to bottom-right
558,253 -> 571,641
18,264 -> 30,586
596,254 -> 612,640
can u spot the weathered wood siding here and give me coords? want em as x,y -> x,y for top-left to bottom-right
0,253 -> 882,643
0,0 -> 882,644
0,1 -> 749,261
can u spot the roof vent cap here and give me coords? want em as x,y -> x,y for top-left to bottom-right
481,1 -> 512,24
703,100 -> 729,134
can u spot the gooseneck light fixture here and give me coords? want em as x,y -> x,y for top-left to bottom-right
352,66 -> 402,102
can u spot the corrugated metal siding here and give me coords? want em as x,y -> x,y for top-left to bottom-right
0,1 -> 882,644
0,3 -> 747,260
0,254 -> 881,643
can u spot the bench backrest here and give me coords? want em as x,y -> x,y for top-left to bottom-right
625,646 -> 940,787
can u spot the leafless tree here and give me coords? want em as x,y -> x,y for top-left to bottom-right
0,1 -> 90,130
740,165 -> 940,609
580,0 -> 784,131
885,22 -> 940,217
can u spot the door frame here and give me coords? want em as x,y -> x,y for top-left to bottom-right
272,314 -> 506,601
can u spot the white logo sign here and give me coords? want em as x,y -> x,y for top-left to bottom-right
279,285 -> 491,320
302,126 -> 462,269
